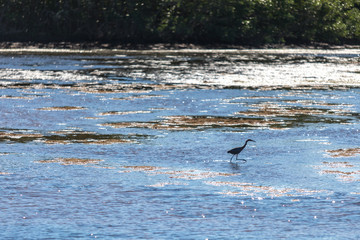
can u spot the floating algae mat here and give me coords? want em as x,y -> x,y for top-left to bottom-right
0,129 -> 149,144
102,115 -> 279,130
326,147 -> 360,158
36,157 -> 103,165
0,48 -> 360,239
37,106 -> 87,111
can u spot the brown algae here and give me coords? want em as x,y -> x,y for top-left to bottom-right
314,161 -> 360,182
326,148 -> 360,158
102,100 -> 356,131
0,131 -> 44,143
37,106 -> 86,111
0,129 -> 144,144
103,115 -> 278,131
121,165 -> 167,172
36,157 -> 103,165
98,110 -> 152,116
237,102 -> 347,117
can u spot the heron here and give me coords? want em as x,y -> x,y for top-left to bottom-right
227,139 -> 255,162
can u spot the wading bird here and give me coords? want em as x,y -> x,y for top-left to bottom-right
227,139 -> 255,162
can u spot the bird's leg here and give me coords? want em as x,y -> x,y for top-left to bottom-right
230,154 -> 235,162
236,154 -> 247,163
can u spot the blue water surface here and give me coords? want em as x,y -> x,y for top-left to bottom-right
0,49 -> 359,239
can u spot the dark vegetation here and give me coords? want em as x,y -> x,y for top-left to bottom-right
1,0 -> 359,46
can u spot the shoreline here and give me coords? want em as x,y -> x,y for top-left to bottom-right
0,41 -> 359,50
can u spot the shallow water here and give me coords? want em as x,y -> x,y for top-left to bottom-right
0,48 -> 359,239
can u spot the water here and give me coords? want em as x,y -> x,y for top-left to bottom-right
0,48 -> 359,239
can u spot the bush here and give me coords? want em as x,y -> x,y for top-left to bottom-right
0,0 -> 359,45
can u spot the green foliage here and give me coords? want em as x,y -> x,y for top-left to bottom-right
0,0 -> 359,44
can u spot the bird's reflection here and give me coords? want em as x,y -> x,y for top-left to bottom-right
229,159 -> 247,170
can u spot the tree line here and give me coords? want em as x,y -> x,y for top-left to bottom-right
0,0 -> 359,45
